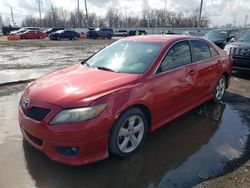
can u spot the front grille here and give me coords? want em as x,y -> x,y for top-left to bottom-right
230,47 -> 250,57
25,130 -> 43,146
22,106 -> 51,121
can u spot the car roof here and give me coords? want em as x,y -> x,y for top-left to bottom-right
213,28 -> 238,31
121,35 -> 203,43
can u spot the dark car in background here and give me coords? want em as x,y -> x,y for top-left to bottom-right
128,30 -> 147,36
46,28 -> 64,35
49,30 -> 80,40
2,26 -> 20,35
204,29 -> 242,49
87,28 -> 113,39
224,30 -> 250,72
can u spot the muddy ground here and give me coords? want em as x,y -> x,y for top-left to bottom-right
0,37 -> 250,188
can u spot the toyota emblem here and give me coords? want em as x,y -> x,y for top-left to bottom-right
22,97 -> 30,109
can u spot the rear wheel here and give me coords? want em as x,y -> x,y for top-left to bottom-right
109,108 -> 148,157
107,34 -> 112,39
57,36 -> 61,40
213,75 -> 226,103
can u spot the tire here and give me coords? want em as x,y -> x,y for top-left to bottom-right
213,75 -> 226,103
57,36 -> 61,41
109,107 -> 148,157
107,34 -> 112,39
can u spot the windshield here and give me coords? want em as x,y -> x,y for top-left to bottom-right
56,30 -> 64,33
204,30 -> 229,41
237,31 -> 250,42
86,41 -> 163,74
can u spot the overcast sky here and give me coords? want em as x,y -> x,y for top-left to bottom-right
0,0 -> 249,27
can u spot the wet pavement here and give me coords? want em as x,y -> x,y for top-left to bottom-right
0,69 -> 51,84
0,91 -> 249,188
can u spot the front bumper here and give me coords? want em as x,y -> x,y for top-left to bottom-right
232,56 -> 250,71
18,100 -> 113,166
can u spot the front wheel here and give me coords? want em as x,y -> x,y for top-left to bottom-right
109,108 -> 148,157
213,75 -> 226,103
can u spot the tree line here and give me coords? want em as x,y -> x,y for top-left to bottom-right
21,6 -> 209,28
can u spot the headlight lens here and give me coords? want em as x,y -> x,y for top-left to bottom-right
50,104 -> 107,125
224,45 -> 230,53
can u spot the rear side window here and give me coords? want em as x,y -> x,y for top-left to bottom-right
190,40 -> 211,62
158,41 -> 192,73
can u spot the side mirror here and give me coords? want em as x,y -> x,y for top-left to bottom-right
228,36 -> 235,43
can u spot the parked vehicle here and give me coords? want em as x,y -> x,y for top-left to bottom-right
224,30 -> 250,72
10,27 -> 41,35
182,30 -> 200,36
114,30 -> 128,37
49,30 -> 80,40
2,26 -> 20,35
128,30 -> 147,36
18,30 -> 47,39
87,28 -> 113,39
203,29 -> 242,49
46,28 -> 64,35
19,35 -> 232,165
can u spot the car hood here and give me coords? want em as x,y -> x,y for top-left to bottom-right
25,64 -> 140,107
228,41 -> 250,48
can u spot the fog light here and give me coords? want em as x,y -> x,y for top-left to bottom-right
54,146 -> 80,157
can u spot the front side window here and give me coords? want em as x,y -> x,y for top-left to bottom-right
87,41 -> 163,74
157,41 -> 192,73
190,40 -> 211,62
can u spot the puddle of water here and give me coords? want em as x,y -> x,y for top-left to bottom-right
0,69 -> 51,84
0,93 -> 249,188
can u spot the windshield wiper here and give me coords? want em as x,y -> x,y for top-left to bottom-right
81,60 -> 90,67
95,66 -> 119,72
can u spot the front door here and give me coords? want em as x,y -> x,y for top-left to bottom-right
154,41 -> 196,125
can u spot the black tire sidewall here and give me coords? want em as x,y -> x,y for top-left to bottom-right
109,107 -> 148,157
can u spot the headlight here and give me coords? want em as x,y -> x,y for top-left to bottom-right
224,45 -> 230,54
50,104 -> 107,125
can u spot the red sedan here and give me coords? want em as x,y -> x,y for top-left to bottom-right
18,30 -> 47,39
19,35 -> 232,165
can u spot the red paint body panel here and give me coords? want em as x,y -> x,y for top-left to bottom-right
19,35 -> 232,165
19,31 -> 47,39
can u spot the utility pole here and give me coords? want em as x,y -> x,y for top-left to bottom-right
197,0 -> 203,29
10,7 -> 15,27
38,0 -> 42,26
77,0 -> 80,27
245,15 -> 248,27
84,0 -> 89,27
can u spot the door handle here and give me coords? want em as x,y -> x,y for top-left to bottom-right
209,67 -> 213,71
188,69 -> 195,75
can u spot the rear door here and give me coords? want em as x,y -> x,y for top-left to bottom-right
189,40 -> 221,100
154,40 -> 196,123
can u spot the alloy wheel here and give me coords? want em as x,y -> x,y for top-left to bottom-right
117,115 -> 145,153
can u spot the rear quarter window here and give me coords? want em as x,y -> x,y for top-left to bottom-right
209,45 -> 219,57
190,40 -> 211,62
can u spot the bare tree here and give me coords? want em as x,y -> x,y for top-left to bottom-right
21,6 -> 209,28
0,14 -> 3,27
